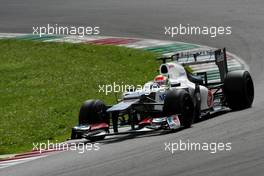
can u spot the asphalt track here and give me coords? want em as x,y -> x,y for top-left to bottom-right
1,0 -> 264,175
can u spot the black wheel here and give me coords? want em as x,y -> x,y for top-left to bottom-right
78,99 -> 108,124
71,128 -> 83,139
163,89 -> 195,128
223,70 -> 254,110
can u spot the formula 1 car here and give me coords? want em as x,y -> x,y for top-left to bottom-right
71,48 -> 254,141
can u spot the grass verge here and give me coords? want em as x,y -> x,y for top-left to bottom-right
0,39 -> 158,154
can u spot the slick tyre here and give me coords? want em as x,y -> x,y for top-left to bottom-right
78,99 -> 108,124
223,70 -> 254,110
163,89 -> 195,128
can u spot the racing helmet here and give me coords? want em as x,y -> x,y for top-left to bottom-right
154,75 -> 168,86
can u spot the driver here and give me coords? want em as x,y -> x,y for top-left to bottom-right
154,75 -> 168,86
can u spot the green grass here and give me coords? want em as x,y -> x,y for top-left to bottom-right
0,39 -> 159,154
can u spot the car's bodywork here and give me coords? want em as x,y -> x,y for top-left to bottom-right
71,48 -> 254,141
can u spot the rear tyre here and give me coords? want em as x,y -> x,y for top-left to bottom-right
223,70 -> 254,110
163,89 -> 195,128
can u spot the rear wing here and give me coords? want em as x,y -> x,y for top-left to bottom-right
157,48 -> 228,83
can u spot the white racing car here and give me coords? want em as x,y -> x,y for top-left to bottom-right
71,48 -> 254,141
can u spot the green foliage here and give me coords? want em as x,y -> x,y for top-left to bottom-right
0,40 -> 158,154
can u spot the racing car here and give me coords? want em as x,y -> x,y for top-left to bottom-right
71,48 -> 254,141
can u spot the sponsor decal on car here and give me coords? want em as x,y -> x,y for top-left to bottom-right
167,115 -> 181,129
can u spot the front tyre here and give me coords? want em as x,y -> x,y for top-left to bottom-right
163,89 -> 195,128
71,99 -> 109,140
78,99 -> 108,124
